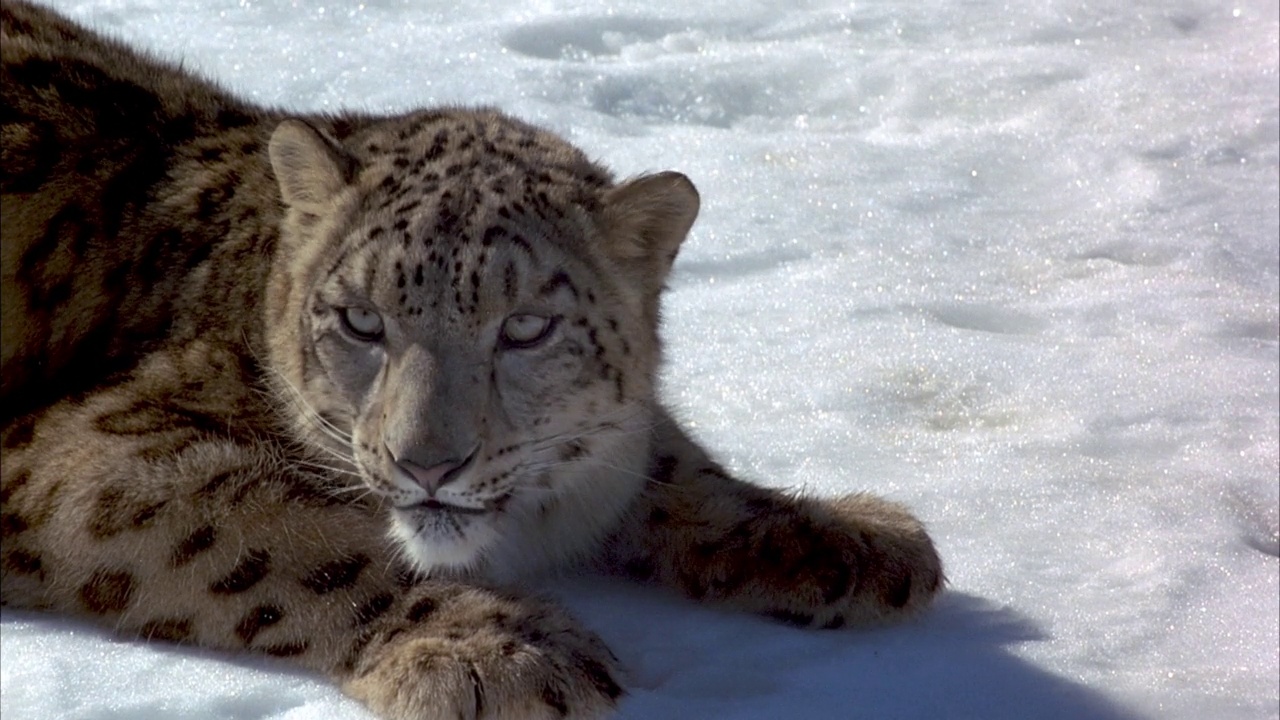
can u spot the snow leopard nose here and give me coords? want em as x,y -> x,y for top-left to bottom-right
391,447 -> 477,495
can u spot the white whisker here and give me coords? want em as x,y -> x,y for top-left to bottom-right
291,458 -> 363,481
262,366 -> 353,442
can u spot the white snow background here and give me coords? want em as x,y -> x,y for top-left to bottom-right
1,0 -> 1277,718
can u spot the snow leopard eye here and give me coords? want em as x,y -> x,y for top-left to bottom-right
340,307 -> 385,342
500,313 -> 556,349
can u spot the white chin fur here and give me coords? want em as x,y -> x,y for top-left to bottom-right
388,507 -> 500,575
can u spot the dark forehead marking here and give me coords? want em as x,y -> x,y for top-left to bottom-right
322,190 -> 446,280
502,262 -> 519,302
389,114 -> 611,189
539,270 -> 579,300
326,226 -> 392,280
315,110 -> 616,288
322,274 -> 369,303
360,250 -> 378,290
506,232 -> 534,257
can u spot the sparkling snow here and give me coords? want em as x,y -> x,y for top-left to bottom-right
2,1 -> 1277,718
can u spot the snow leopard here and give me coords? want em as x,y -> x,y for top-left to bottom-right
0,1 -> 944,718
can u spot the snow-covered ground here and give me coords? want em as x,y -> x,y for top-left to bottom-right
2,0 -> 1277,718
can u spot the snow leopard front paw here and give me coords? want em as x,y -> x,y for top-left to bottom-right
342,585 -> 623,720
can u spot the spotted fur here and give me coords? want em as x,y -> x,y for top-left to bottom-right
1,2 -> 943,718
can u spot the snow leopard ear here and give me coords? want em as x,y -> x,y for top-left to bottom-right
599,171 -> 700,287
268,119 -> 358,211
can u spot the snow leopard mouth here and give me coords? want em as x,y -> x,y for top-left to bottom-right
390,489 -> 515,526
402,498 -> 490,516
